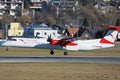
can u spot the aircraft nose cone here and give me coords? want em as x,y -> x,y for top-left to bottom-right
0,40 -> 6,46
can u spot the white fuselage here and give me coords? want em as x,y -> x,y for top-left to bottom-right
65,39 -> 114,51
2,37 -> 115,51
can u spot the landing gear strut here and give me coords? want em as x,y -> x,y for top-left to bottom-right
50,50 -> 54,55
6,47 -> 9,51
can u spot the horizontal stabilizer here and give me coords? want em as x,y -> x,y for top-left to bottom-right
107,26 -> 120,31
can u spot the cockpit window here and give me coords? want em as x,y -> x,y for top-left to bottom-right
8,39 -> 17,41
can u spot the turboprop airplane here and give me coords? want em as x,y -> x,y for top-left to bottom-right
47,26 -> 120,55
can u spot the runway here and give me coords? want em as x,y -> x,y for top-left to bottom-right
0,56 -> 120,64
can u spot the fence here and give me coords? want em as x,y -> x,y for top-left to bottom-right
115,42 -> 120,48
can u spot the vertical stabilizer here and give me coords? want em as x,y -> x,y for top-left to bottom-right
100,26 -> 120,44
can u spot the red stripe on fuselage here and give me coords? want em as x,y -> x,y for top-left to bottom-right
51,40 -> 77,46
100,38 -> 114,44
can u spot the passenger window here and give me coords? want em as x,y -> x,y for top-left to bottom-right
44,32 -> 47,35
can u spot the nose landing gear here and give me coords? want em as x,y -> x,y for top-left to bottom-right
50,50 -> 54,55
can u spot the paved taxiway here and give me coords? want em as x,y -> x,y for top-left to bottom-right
0,56 -> 120,64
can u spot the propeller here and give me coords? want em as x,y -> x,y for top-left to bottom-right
47,34 -> 52,42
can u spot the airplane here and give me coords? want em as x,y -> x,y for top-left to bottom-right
47,25 -> 120,55
1,25 -> 120,55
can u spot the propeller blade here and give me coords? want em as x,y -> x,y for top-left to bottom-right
47,34 -> 52,42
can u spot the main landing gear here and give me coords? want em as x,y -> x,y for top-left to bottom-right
64,51 -> 68,55
50,49 -> 68,55
50,50 -> 54,55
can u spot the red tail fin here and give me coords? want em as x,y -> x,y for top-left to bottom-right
100,26 -> 120,44
107,26 -> 120,31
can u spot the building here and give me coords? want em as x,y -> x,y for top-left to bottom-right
50,0 -> 78,15
50,0 -> 78,7
103,0 -> 111,2
64,27 -> 79,38
23,27 -> 34,38
94,1 -> 116,14
29,0 -> 50,13
29,0 -> 50,3
78,29 -> 94,40
23,22 -> 61,38
0,0 -> 24,16
8,22 -> 24,37
64,27 -> 95,40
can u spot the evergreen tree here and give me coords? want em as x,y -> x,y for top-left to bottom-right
95,30 -> 103,38
82,17 -> 89,28
116,18 -> 120,26
80,0 -> 97,6
0,20 -> 2,29
24,0 -> 30,9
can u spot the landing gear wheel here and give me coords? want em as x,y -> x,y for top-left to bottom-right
50,50 -> 54,55
6,47 -> 9,51
64,51 -> 68,55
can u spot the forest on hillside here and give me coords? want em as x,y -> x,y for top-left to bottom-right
0,0 -> 120,29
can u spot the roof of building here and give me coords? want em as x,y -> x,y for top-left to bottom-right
29,22 -> 52,30
87,27 -> 98,37
63,26 -> 98,39
66,27 -> 79,35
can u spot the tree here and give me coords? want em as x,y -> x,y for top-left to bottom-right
24,0 -> 30,9
1,14 -> 12,27
47,15 -> 56,25
82,17 -> 89,28
0,20 -> 2,29
116,18 -> 120,26
17,15 -> 33,26
80,0 -> 98,6
95,30 -> 103,38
